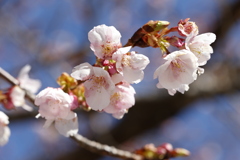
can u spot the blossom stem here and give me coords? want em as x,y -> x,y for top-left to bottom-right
0,67 -> 143,160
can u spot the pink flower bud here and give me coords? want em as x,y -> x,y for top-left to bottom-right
178,18 -> 198,37
158,143 -> 173,152
165,36 -> 185,48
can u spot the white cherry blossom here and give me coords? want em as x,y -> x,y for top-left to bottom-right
113,47 -> 150,84
35,87 -> 78,137
154,49 -> 198,95
185,33 -> 216,66
88,24 -> 122,59
0,111 -> 10,146
104,82 -> 135,119
71,63 -> 115,111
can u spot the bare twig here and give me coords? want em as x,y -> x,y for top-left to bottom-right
0,67 -> 142,160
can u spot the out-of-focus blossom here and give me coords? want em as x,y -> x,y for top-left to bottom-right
3,86 -> 33,111
185,33 -> 216,66
113,47 -> 150,84
35,87 -> 78,137
0,111 -> 10,146
71,63 -> 115,111
3,65 -> 41,111
18,65 -> 41,94
88,24 -> 122,59
154,49 -> 198,95
178,18 -> 198,37
104,82 -> 135,119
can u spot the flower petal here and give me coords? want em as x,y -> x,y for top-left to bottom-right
55,115 -> 78,137
71,62 -> 93,81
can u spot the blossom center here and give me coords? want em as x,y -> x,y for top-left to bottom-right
122,56 -> 131,67
102,42 -> 115,58
110,92 -> 121,105
171,59 -> 185,77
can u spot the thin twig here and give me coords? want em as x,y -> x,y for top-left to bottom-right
0,67 -> 143,160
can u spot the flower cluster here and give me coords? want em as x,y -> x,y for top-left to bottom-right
128,18 -> 216,95
33,19 -> 216,138
34,25 -> 149,136
71,24 -> 149,118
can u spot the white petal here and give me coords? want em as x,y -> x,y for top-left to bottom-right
0,126 -> 10,146
84,83 -> 111,111
0,111 -> 9,124
122,67 -> 143,84
55,116 -> 78,137
71,62 -> 93,81
111,73 -> 124,84
18,65 -> 31,80
22,104 -> 33,112
168,89 -> 176,96
112,109 -> 127,119
18,65 -> 41,94
193,33 -> 216,44
20,79 -> 41,94
177,84 -> 189,94
129,52 -> 150,70
43,119 -> 54,128
197,67 -> 204,75
10,86 -> 25,107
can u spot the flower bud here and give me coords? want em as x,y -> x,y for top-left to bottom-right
171,148 -> 190,157
178,18 -> 198,36
57,72 -> 78,91
165,36 -> 185,48
158,143 -> 173,152
143,20 -> 170,33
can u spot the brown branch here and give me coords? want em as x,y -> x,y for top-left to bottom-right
70,134 -> 142,160
0,67 -> 142,160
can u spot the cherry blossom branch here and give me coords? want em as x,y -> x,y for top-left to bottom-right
0,67 -> 143,160
70,134 -> 142,160
0,67 -> 36,104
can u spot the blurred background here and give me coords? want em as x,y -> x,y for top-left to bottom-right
0,0 -> 240,159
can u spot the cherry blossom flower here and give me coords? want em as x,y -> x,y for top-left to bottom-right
154,49 -> 198,95
113,47 -> 150,84
185,33 -> 216,66
71,63 -> 115,111
3,65 -> 41,111
178,18 -> 198,37
104,82 -> 135,119
88,24 -> 122,59
0,111 -> 10,146
35,87 -> 78,137
18,65 -> 41,94
3,86 -> 33,111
